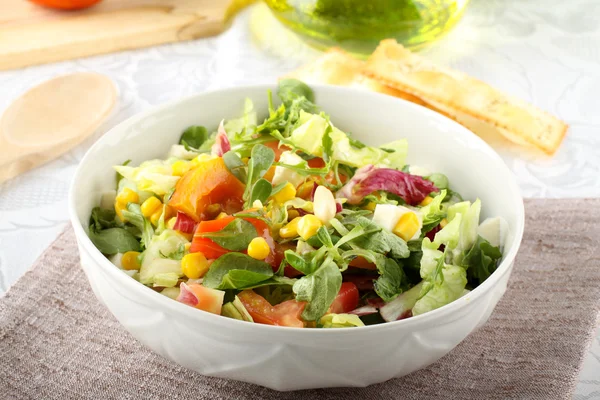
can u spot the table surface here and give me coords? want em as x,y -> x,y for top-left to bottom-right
0,0 -> 598,396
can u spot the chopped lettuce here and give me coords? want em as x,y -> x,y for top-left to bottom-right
412,238 -> 467,316
289,111 -> 329,156
139,230 -> 189,286
114,160 -> 179,195
224,98 -> 257,141
320,313 -> 365,328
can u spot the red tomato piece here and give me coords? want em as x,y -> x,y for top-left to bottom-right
329,282 -> 360,314
263,140 -> 290,161
190,216 -> 275,261
29,0 -> 101,10
237,290 -> 306,328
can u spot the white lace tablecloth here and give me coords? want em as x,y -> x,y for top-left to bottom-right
0,0 -> 598,396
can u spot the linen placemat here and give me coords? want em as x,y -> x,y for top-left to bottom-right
1,199 -> 599,400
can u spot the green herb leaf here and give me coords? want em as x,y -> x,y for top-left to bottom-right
293,257 -> 342,321
200,218 -> 257,251
270,182 -> 287,196
250,178 -> 272,205
159,243 -> 186,260
222,151 -> 247,184
122,203 -> 154,249
88,228 -> 141,255
90,207 -> 118,231
244,144 -> 275,207
248,144 -> 275,183
179,126 -> 208,150
284,250 -> 314,275
278,79 -> 315,103
203,253 -> 274,290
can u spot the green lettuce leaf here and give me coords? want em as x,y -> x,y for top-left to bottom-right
461,236 -> 503,285
139,230 -> 188,285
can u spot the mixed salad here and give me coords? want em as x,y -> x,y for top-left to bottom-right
88,79 -> 508,328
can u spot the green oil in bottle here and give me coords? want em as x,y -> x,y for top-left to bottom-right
264,0 -> 470,55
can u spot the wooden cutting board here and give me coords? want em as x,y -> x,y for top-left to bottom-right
0,0 -> 244,71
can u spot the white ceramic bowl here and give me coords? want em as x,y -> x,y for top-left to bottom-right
69,85 -> 524,391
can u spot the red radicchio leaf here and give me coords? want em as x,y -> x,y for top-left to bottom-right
173,211 -> 197,234
309,182 -> 319,201
211,120 -> 231,156
425,224 -> 442,242
366,297 -> 386,309
335,202 -> 343,213
176,282 -> 198,307
349,305 -> 378,316
336,165 -> 437,206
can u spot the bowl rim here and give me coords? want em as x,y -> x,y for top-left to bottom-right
69,83 -> 525,336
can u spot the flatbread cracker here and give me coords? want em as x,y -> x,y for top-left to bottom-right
286,48 -> 430,107
364,39 -> 567,154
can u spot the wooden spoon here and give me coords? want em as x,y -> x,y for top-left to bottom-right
0,72 -> 116,183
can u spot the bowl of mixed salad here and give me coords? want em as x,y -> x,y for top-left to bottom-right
70,80 -> 524,390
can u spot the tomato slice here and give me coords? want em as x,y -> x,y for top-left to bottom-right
328,282 -> 360,314
238,290 -> 306,327
348,256 -> 378,270
190,216 -> 275,261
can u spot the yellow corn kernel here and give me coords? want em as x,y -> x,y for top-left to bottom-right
121,251 -> 141,271
184,243 -> 191,251
166,217 -> 177,230
420,196 -> 433,206
171,160 -> 191,177
287,209 -> 300,221
164,205 -> 176,220
279,217 -> 301,238
296,180 -> 315,199
393,212 -> 420,241
116,187 -> 139,205
150,209 -> 163,226
297,214 -> 323,241
216,212 -> 229,220
273,182 -> 296,204
248,237 -> 270,260
181,252 -> 210,279
363,202 -> 377,212
114,188 -> 139,221
141,197 -> 162,217
440,218 -> 449,228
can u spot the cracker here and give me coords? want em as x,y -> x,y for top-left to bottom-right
365,39 -> 567,154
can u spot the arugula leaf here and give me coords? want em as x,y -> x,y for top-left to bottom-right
250,178 -> 272,205
461,236 -> 502,286
293,257 -> 342,321
222,151 -> 247,184
203,253 -> 274,290
122,203 -> 154,249
179,126 -> 208,150
88,228 -> 141,255
199,218 -> 257,251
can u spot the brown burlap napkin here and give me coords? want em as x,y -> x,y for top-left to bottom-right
1,199 -> 599,399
